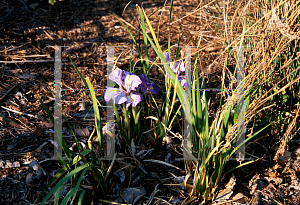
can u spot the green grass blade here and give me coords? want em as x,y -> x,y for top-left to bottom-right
139,9 -> 149,73
78,190 -> 87,205
86,78 -> 103,153
61,188 -> 78,205
34,166 -> 68,204
68,166 -> 89,204
136,7 -> 188,122
54,185 -> 65,205
40,164 -> 91,205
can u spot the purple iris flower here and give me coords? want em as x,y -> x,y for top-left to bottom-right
137,74 -> 160,94
178,74 -> 193,89
104,67 -> 143,109
163,52 -> 191,89
163,52 -> 185,75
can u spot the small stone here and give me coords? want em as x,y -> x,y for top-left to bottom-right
26,173 -> 34,184
29,161 -> 46,179
30,2 -> 39,10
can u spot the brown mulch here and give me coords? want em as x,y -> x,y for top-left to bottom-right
0,0 -> 300,204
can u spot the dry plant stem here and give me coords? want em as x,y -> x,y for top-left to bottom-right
0,105 -> 41,119
0,83 -> 19,103
122,1 -> 132,17
246,75 -> 300,121
146,184 -> 160,205
0,43 -> 29,53
274,108 -> 300,161
170,0 -> 217,25
156,0 -> 169,39
113,13 -> 138,31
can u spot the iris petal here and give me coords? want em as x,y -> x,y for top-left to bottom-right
122,70 -> 134,81
114,92 -> 127,105
124,75 -> 142,92
145,83 -> 160,94
180,79 -> 187,88
178,61 -> 185,73
163,52 -> 171,64
129,93 -> 143,107
139,74 -> 149,84
148,83 -> 160,94
104,87 -> 121,102
109,68 -> 123,87
172,60 -> 185,74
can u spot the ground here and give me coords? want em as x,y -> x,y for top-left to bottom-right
0,0 -> 300,204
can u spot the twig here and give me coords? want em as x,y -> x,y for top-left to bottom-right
43,30 -> 54,40
146,184 -> 160,205
0,43 -> 28,53
0,59 -> 67,63
0,115 -> 23,129
0,83 -> 19,103
0,106 -> 41,119
113,13 -> 138,31
0,54 -> 51,59
122,1 -> 131,16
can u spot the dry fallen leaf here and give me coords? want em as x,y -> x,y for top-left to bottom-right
269,172 -> 280,178
272,163 -> 282,170
225,174 -> 236,189
214,175 -> 236,202
215,188 -> 233,202
278,160 -> 287,167
232,192 -> 246,200
279,151 -> 292,161
75,128 -> 90,137
120,187 -> 146,205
